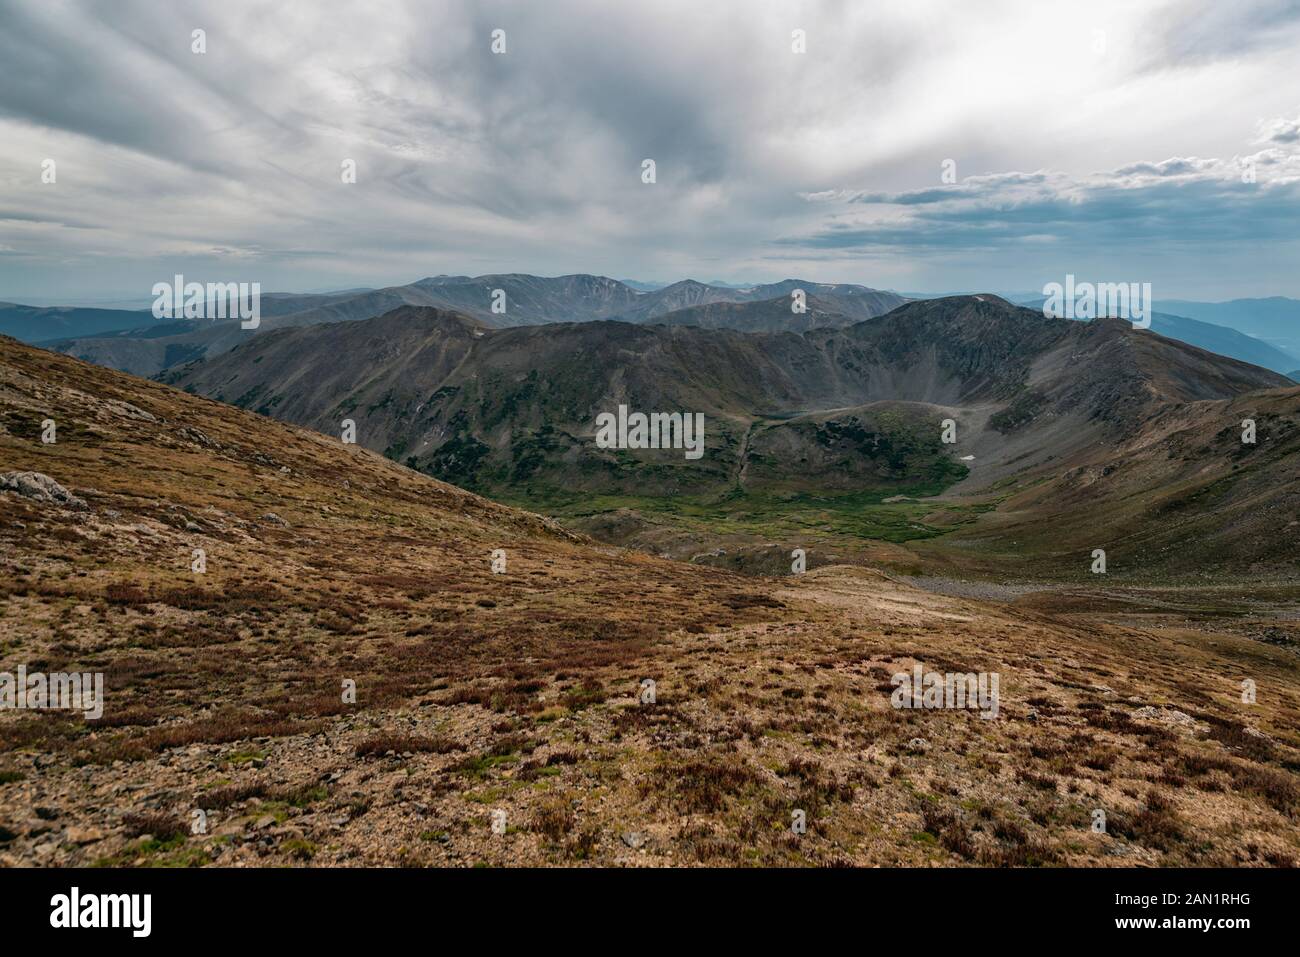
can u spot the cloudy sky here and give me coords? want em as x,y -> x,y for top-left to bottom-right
2,0 -> 1300,303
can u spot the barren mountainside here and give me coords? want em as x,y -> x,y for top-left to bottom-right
3,333 -> 1299,868
163,297 -> 1288,481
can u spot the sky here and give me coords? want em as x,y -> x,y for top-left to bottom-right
2,0 -> 1300,303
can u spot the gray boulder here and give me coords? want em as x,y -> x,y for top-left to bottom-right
0,471 -> 89,511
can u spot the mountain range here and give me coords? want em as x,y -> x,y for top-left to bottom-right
159,294 -> 1299,578
8,275 -> 906,377
7,276 -> 1297,380
5,274 -> 1299,578
1159,297 -> 1300,357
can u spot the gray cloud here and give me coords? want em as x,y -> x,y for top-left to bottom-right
0,0 -> 1299,301
786,145 -> 1300,251
1144,0 -> 1300,66
1260,116 -> 1300,144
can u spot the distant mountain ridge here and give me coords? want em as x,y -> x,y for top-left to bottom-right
613,278 -> 906,324
33,274 -> 905,376
0,302 -> 154,343
643,293 -> 864,332
1158,296 -> 1300,355
1016,297 -> 1300,375
11,276 -> 1297,384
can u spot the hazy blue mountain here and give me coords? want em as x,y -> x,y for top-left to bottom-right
1158,297 -> 1300,356
0,302 -> 155,343
1016,298 -> 1300,374
616,279 -> 670,291
1145,312 -> 1300,374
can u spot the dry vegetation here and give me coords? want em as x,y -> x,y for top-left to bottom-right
2,337 -> 1299,867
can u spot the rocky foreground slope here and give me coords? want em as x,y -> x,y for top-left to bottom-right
1,336 -> 1298,866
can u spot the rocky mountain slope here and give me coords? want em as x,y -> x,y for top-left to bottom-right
927,381 -> 1300,578
2,334 -> 1298,867
164,296 -> 1287,491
